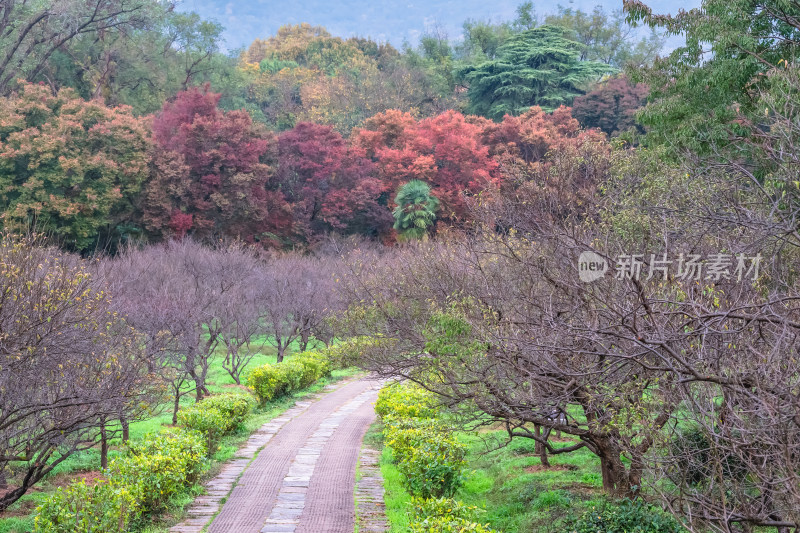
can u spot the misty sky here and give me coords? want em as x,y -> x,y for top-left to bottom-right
176,0 -> 701,53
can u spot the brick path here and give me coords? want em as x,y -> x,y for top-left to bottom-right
169,377 -> 386,533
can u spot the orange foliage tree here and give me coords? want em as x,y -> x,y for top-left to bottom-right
0,82 -> 150,252
352,109 -> 501,226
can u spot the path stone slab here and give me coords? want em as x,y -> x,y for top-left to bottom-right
260,387 -> 378,533
168,377 -> 357,533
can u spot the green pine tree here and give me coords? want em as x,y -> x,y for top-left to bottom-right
460,25 -> 613,120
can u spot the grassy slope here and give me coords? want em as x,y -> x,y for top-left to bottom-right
378,422 -> 607,533
0,337 -> 353,533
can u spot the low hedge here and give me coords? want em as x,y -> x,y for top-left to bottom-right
106,428 -> 208,515
392,427 -> 466,498
409,517 -> 500,533
246,351 -> 332,405
33,479 -> 137,533
200,393 -> 257,427
378,382 -> 466,499
408,497 -> 499,533
125,428 -> 208,486
177,406 -> 230,454
375,381 -> 440,421
177,392 -> 256,453
34,428 -> 208,532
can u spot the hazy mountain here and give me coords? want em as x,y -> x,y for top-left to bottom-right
177,0 -> 701,52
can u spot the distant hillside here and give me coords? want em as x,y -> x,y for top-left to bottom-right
177,0 -> 700,51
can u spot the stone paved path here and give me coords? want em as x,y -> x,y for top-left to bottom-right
169,377 -> 386,533
353,433 -> 389,533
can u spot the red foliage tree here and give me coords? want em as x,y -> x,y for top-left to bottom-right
352,110 -> 501,226
144,86 -> 289,245
480,105 -> 585,164
571,75 -> 648,136
276,122 -> 391,242
480,106 -> 612,222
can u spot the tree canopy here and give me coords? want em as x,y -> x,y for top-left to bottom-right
392,180 -> 440,240
0,82 -> 150,252
460,25 -> 613,120
626,0 -> 800,156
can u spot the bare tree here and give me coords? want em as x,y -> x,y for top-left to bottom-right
341,232 -> 674,496
0,235 -> 157,510
106,240 -> 257,427
106,240 -> 200,423
217,288 -> 263,384
258,254 -> 337,362
212,246 -> 264,384
339,94 -> 800,533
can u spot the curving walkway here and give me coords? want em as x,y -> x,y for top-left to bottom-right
169,377 -> 386,533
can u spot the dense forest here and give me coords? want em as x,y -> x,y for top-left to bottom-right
0,0 -> 660,252
2,0 -> 800,532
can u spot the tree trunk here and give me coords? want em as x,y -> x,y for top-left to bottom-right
191,368 -> 210,402
299,327 -> 310,352
121,417 -> 129,443
100,424 -> 108,470
192,366 -> 210,402
0,449 -> 58,511
277,344 -> 285,363
597,447 -> 636,497
172,388 -> 181,425
0,485 -> 30,512
228,346 -> 241,384
534,424 -> 550,467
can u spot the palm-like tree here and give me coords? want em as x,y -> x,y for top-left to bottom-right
392,180 -> 440,240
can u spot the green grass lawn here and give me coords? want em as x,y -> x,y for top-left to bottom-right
378,421 -> 607,533
0,337 -> 353,533
457,431 -> 606,532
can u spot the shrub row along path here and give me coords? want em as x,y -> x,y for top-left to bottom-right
170,377 -> 386,533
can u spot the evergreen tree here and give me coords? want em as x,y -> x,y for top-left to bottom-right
392,180 -> 440,240
460,25 -> 613,120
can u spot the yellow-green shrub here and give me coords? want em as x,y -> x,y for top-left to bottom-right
294,351 -> 331,383
379,384 -> 465,498
34,479 -> 136,533
199,393 -> 256,427
407,497 -> 498,533
177,405 -> 231,454
246,351 -> 332,405
247,363 -> 293,404
281,359 -> 307,390
105,428 -> 208,513
390,426 -> 466,498
375,382 -> 440,421
130,428 -> 208,484
36,429 -> 207,530
382,418 -> 445,464
408,516 -> 500,533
